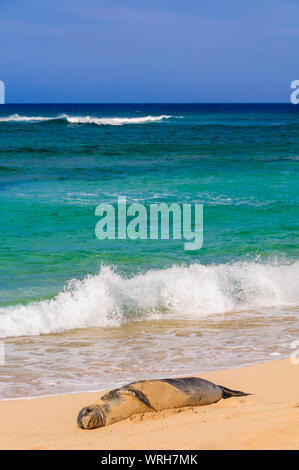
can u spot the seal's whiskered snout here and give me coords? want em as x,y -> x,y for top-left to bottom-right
77,405 -> 105,429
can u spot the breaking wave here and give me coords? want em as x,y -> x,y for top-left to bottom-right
0,114 -> 173,125
0,260 -> 298,338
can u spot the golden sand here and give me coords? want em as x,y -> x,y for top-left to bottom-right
1,358 -> 299,450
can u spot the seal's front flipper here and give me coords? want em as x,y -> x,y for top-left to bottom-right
219,385 -> 251,399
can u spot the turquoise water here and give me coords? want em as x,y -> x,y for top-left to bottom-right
0,104 -> 298,398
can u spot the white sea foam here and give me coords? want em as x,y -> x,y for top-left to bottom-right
0,114 -> 53,122
0,260 -> 298,338
0,114 -> 172,125
60,114 -> 172,125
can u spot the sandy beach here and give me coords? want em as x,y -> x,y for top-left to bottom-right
1,357 -> 299,450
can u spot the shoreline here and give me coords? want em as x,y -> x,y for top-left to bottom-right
0,354 -> 284,403
1,357 -> 299,449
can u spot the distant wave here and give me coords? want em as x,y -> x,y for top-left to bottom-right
0,113 -> 173,126
0,114 -> 53,122
0,260 -> 298,338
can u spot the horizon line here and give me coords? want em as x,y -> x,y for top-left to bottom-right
0,102 -> 294,105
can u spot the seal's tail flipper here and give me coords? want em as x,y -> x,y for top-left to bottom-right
219,385 -> 251,399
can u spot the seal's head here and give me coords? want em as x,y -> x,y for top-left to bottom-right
77,404 -> 106,430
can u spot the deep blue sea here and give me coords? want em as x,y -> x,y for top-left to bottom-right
0,104 -> 298,398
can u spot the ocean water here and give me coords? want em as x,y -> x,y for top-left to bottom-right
0,104 -> 298,399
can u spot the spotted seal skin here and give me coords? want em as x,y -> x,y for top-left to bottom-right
77,376 -> 250,430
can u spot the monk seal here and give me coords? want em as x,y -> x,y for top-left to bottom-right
77,376 -> 249,429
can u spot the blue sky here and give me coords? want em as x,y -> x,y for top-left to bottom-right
0,0 -> 298,102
